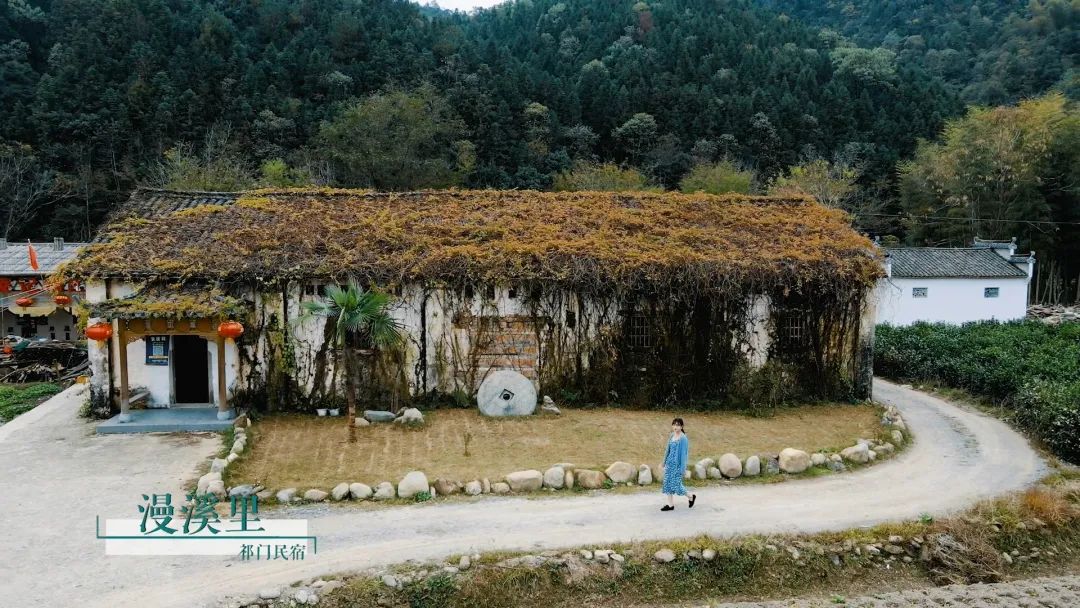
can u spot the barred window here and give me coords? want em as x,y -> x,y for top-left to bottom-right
984,287 -> 999,298
912,287 -> 928,298
303,283 -> 321,296
627,313 -> 654,349
781,314 -> 806,343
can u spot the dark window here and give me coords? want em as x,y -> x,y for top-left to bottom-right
777,310 -> 811,350
303,283 -> 321,296
484,285 -> 496,300
507,285 -> 518,299
627,313 -> 653,349
565,310 -> 577,329
463,285 -> 474,300
912,287 -> 928,298
984,287 -> 1000,298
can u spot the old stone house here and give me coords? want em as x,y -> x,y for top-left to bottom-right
58,188 -> 883,428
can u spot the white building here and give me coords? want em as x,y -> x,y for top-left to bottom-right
875,238 -> 1034,326
1,238 -> 88,340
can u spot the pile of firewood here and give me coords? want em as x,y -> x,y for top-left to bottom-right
0,341 -> 88,383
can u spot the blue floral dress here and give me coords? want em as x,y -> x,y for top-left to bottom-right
662,433 -> 689,496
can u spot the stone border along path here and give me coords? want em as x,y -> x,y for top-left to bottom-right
707,573 -> 1080,607
49,379 -> 1051,607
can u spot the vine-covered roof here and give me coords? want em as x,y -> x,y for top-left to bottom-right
58,188 -> 883,293
86,283 -> 248,320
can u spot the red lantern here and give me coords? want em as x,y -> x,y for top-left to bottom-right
54,294 -> 72,306
2,345 -> 12,355
217,320 -> 244,339
85,322 -> 114,342
14,296 -> 33,307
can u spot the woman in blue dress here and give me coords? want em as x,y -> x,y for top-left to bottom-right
661,417 -> 696,511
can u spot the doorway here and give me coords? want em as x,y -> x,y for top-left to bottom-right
172,335 -> 210,404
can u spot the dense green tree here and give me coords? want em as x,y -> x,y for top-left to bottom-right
899,93 -> 1080,300
552,162 -> 657,191
679,160 -> 756,195
316,86 -> 472,190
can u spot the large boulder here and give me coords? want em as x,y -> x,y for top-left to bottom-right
331,482 -> 351,501
719,453 -> 742,478
810,453 -> 827,467
891,429 -> 905,445
743,455 -> 760,477
363,410 -> 396,423
303,489 -> 328,502
206,480 -> 226,499
197,472 -> 221,495
433,479 -> 462,496
605,461 -> 636,484
464,480 -> 483,496
779,448 -> 811,474
372,482 -> 395,500
492,482 -> 511,494
349,483 -> 372,500
228,483 -> 254,498
693,458 -> 714,480
505,470 -> 544,492
840,443 -> 871,464
575,469 -> 606,489
543,466 -> 566,489
638,464 -> 653,485
762,454 -> 780,475
653,549 -> 676,563
397,471 -> 430,498
395,407 -> 425,425
707,466 -> 722,479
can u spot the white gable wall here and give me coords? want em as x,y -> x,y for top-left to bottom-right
875,277 -> 1029,326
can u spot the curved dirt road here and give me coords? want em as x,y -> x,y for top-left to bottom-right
5,379 -> 1046,607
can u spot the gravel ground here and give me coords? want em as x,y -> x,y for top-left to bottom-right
709,574 -> 1080,607
0,379 -> 1048,608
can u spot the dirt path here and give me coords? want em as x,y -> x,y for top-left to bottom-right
1,380 -> 1047,607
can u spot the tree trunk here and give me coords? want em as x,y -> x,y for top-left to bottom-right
345,346 -> 357,443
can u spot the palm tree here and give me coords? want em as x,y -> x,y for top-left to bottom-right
298,280 -> 402,441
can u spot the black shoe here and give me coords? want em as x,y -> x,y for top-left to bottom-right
689,494 -> 697,509
660,505 -> 674,512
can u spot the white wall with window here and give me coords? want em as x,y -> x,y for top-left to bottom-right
875,277 -> 1029,326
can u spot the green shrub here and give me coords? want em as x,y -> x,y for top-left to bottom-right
1014,379 -> 1080,463
874,321 -> 1080,463
0,383 -> 62,422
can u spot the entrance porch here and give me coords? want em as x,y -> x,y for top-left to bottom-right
85,284 -> 247,434
96,407 -> 234,433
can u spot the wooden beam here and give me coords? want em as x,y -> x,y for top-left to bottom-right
117,321 -> 131,422
216,334 -> 231,420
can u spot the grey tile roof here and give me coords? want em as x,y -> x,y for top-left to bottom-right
887,248 -> 1028,279
0,242 -> 89,276
110,189 -> 240,220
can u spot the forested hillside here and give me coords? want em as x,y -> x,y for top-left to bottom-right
764,0 -> 1077,104
0,0 -> 1076,300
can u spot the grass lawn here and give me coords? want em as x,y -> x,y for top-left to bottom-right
0,383 -> 62,423
230,404 -> 880,489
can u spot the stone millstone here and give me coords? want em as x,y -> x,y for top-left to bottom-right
476,370 -> 537,417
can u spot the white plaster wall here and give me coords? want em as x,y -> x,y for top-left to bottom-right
740,295 -> 772,368
875,277 -> 1029,326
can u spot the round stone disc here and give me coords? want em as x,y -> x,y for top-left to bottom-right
476,370 -> 537,417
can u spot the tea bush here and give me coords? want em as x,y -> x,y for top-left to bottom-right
875,321 -> 1080,463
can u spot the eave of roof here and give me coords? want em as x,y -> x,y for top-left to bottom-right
886,247 -> 1028,279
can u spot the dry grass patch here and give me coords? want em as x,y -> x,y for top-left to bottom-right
229,404 -> 878,489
